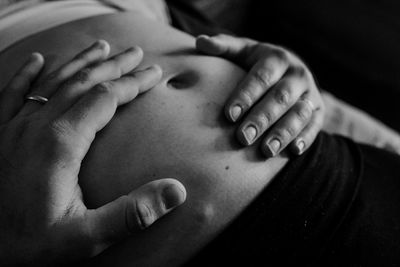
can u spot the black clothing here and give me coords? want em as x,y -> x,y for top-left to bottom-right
246,0 -> 400,133
167,3 -> 400,265
167,0 -> 230,36
169,0 -> 400,132
186,132 -> 400,266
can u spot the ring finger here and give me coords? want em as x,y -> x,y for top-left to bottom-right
0,53 -> 44,124
20,40 -> 110,116
41,45 -> 145,119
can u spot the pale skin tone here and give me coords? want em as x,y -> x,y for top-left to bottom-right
0,11 -> 324,266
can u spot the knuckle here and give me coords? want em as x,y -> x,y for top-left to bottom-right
8,78 -> 24,91
238,89 -> 255,108
94,82 -> 114,96
296,102 -> 313,121
254,112 -> 271,131
274,86 -> 291,106
278,127 -> 295,142
130,199 -> 155,231
253,69 -> 272,89
108,60 -> 124,78
45,71 -> 60,84
74,68 -> 93,83
92,82 -> 118,106
273,48 -> 289,62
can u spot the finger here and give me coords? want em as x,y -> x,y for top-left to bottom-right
0,53 -> 44,123
290,105 -> 324,155
261,99 -> 314,157
54,65 -> 162,158
236,74 -> 308,146
224,52 -> 290,122
42,46 -> 145,118
84,178 -> 186,254
20,40 -> 110,115
196,34 -> 258,65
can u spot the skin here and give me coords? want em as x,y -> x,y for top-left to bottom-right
0,42 -> 187,266
2,5 -> 400,267
0,12 -> 300,266
196,34 -> 324,156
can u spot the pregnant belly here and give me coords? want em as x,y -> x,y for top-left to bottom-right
0,12 -> 289,266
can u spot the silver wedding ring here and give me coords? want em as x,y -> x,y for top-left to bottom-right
25,95 -> 49,104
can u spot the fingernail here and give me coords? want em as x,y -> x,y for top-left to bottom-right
95,40 -> 107,49
296,140 -> 305,154
124,46 -> 143,55
147,64 -> 161,71
138,65 -> 163,77
162,184 -> 186,210
230,105 -> 242,121
30,52 -> 42,61
198,34 -> 210,40
243,125 -> 257,145
266,138 -> 281,157
125,46 -> 137,53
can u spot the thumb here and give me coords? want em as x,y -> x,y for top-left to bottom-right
84,178 -> 186,253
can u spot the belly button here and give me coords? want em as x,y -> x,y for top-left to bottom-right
167,71 -> 199,89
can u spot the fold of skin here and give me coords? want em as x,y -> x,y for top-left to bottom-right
0,12 -> 288,266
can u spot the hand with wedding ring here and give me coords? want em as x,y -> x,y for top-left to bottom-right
197,34 -> 325,157
0,40 -> 186,266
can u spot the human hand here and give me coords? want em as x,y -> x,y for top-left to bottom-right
196,34 -> 324,157
0,40 -> 186,266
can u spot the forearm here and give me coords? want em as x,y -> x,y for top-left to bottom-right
322,91 -> 400,153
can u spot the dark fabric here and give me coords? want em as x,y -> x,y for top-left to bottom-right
185,132 -> 400,266
246,0 -> 400,133
166,3 -> 400,265
166,0 -> 231,37
168,0 -> 400,132
322,142 -> 400,267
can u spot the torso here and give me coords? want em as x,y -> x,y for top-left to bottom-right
0,12 -> 288,266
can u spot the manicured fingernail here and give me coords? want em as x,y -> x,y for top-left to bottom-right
267,138 -> 281,157
162,184 -> 186,210
243,125 -> 257,144
296,140 -> 305,154
230,105 -> 242,121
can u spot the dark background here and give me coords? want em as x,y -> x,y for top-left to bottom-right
168,0 -> 400,132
